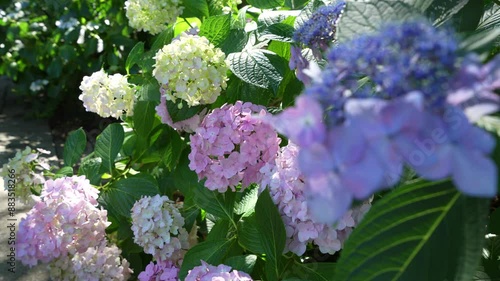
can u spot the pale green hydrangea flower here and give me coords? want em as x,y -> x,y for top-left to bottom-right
125,0 -> 183,35
79,69 -> 136,119
153,33 -> 228,107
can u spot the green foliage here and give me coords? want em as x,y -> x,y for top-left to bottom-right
334,180 -> 490,281
63,128 -> 87,167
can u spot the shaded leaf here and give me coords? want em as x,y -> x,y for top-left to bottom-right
63,128 -> 86,167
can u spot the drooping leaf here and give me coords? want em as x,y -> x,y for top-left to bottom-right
63,128 -> 86,167
94,123 -> 124,175
334,180 -> 490,281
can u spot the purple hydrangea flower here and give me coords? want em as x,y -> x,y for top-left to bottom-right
138,260 -> 179,281
185,261 -> 253,281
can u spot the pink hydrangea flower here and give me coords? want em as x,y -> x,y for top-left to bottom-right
260,143 -> 371,256
17,176 -> 110,266
138,260 -> 179,281
155,86 -> 207,133
72,243 -> 132,281
185,261 -> 253,281
189,101 -> 281,192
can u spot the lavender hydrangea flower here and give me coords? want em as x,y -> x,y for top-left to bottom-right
138,260 -> 179,281
260,142 -> 372,255
185,261 -> 253,281
189,101 -> 281,192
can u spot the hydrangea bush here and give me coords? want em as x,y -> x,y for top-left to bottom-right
5,0 -> 500,280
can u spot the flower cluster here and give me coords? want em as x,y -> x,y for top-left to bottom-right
155,86 -> 207,133
270,20 -> 500,224
131,195 -> 189,261
185,261 -> 253,281
293,2 -> 345,53
0,147 -> 50,204
290,2 -> 345,84
260,142 -> 371,255
79,69 -> 136,119
153,33 -> 228,107
124,0 -> 183,35
48,243 -> 132,281
72,243 -> 132,281
17,176 -> 110,266
189,101 -> 281,192
138,260 -> 179,281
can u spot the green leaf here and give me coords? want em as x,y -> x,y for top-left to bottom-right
94,123 -> 124,175
63,128 -> 86,167
137,78 -> 161,102
482,234 -> 500,279
219,29 -> 248,55
268,41 -> 291,60
78,157 -> 102,185
449,0 -> 484,32
182,0 -> 210,20
248,0 -> 285,9
194,185 -> 236,221
238,212 -> 265,254
225,74 -> 273,106
165,99 -> 202,123
151,27 -> 174,53
152,125 -> 186,170
334,180 -> 490,281
255,189 -> 287,280
260,23 -> 295,42
424,0 -> 469,27
478,3 -> 500,30
133,101 -> 156,141
55,166 -> 74,177
489,208 -> 500,235
234,186 -> 259,215
228,50 -> 286,93
199,14 -> 232,46
125,42 -> 144,74
206,219 -> 231,241
225,255 -> 258,274
337,0 -> 419,42
283,262 -> 336,281
459,27 -> 500,56
294,0 -> 326,30
179,239 -> 234,280
99,175 -> 159,218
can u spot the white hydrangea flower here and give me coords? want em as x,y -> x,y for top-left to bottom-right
79,69 -> 136,119
131,195 -> 190,261
125,0 -> 183,35
72,243 -> 133,281
153,33 -> 228,107
0,146 -> 50,204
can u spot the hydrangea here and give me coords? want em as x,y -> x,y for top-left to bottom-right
17,176 -> 110,266
138,260 -> 179,281
131,195 -> 189,261
270,20 -> 499,224
189,101 -> 281,192
155,86 -> 207,133
153,33 -> 228,107
72,243 -> 132,281
260,142 -> 371,255
79,69 -> 136,119
48,243 -> 132,281
185,261 -> 253,281
0,147 -> 50,204
124,0 -> 183,35
293,2 -> 346,54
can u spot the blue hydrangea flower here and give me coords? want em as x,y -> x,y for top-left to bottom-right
293,2 -> 346,53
